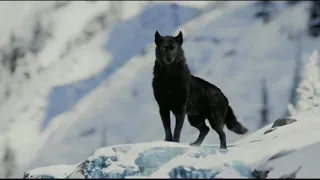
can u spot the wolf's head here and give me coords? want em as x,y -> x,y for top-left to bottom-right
154,31 -> 183,65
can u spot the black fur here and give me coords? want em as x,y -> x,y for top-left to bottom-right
152,31 -> 248,149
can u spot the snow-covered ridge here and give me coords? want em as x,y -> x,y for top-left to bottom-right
23,108 -> 320,178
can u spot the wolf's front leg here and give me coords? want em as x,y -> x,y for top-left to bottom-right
159,108 -> 173,141
173,109 -> 186,143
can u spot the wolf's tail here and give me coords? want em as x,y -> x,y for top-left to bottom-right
225,105 -> 248,134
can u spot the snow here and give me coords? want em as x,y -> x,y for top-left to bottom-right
42,2 -> 202,131
0,1 -> 215,174
20,2 -> 213,171
24,1 -> 320,171
0,1 -> 319,178
24,163 -> 79,179
0,1 -> 117,169
24,107 -> 320,178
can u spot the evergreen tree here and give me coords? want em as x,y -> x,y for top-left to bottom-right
291,50 -> 320,114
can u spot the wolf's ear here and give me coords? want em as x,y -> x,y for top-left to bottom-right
155,31 -> 162,46
175,31 -> 183,46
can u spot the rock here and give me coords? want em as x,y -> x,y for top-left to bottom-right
272,118 -> 297,128
264,118 -> 297,135
264,128 -> 277,135
279,166 -> 302,179
252,167 -> 273,179
168,166 -> 220,178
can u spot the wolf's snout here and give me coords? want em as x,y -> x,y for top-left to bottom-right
164,58 -> 174,64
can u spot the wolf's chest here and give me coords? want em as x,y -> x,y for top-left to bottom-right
153,77 -> 189,100
153,76 -> 188,89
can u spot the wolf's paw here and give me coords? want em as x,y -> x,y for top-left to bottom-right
189,142 -> 201,147
164,137 -> 173,142
219,148 -> 228,154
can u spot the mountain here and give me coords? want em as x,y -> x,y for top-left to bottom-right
0,1 -> 319,176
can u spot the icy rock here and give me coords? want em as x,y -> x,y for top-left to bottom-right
264,118 -> 297,135
135,147 -> 188,175
272,118 -> 297,128
167,160 -> 256,179
231,160 -> 254,178
71,155 -> 139,178
185,147 -> 217,158
168,165 -> 220,178
252,167 -> 273,179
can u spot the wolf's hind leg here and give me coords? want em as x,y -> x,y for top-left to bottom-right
188,115 -> 209,146
207,113 -> 227,149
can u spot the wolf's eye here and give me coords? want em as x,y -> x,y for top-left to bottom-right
163,47 -> 167,51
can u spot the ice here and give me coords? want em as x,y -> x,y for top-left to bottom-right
72,156 -> 140,178
135,146 -> 188,176
231,161 -> 254,178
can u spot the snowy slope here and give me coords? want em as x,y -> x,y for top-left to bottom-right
22,1 -> 320,172
23,107 -> 320,178
0,1 -> 116,167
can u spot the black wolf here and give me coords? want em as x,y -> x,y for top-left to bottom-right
152,31 -> 248,149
